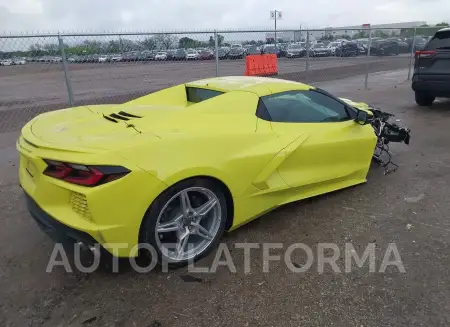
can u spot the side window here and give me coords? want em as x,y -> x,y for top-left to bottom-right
186,87 -> 223,103
258,90 -> 351,123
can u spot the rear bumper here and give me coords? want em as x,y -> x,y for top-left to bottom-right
412,74 -> 450,97
25,192 -> 97,246
17,131 -> 168,257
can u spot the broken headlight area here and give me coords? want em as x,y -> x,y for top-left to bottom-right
368,107 -> 411,175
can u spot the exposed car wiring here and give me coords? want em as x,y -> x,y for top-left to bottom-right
368,107 -> 411,175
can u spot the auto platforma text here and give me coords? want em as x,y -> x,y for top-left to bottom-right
46,242 -> 405,274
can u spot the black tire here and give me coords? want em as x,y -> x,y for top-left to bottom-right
139,177 -> 228,268
415,92 -> 435,106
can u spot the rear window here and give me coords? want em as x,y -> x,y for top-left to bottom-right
426,31 -> 450,50
186,87 -> 223,103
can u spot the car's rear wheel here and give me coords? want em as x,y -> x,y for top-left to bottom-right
415,92 -> 435,106
140,178 -> 228,268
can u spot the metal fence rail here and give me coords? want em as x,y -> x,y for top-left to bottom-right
0,26 -> 438,133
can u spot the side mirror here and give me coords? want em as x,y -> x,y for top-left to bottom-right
355,110 -> 370,125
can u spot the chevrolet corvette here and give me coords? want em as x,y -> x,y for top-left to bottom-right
17,76 -> 410,266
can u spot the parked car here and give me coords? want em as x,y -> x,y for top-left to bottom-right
335,42 -> 358,57
245,46 -> 262,56
122,52 -> 139,62
228,44 -> 246,59
278,43 -> 289,57
286,43 -> 306,58
12,58 -> 26,65
98,55 -> 109,63
218,47 -> 229,59
311,43 -> 332,57
354,41 -> 367,55
387,38 -> 409,53
262,44 -> 281,57
166,50 -> 176,60
370,40 -> 399,56
155,52 -> 168,61
327,42 -> 341,55
412,27 -> 450,106
110,54 -> 122,62
173,49 -> 187,60
407,36 -> 428,52
186,49 -> 199,60
198,49 -> 214,60
0,59 -> 13,66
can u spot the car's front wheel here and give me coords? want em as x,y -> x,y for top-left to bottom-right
140,178 -> 228,268
415,92 -> 435,106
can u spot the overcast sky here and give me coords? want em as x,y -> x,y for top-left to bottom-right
0,0 -> 448,33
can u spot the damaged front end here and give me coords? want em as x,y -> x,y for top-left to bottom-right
367,107 -> 411,174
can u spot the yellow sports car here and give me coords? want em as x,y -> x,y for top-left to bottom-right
17,76 -> 410,266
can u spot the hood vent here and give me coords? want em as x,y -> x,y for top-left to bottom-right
103,111 -> 142,123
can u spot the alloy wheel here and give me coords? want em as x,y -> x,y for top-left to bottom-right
154,187 -> 222,262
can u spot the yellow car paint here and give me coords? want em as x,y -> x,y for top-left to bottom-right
18,76 -> 377,257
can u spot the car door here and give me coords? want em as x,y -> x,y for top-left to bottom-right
257,89 -> 377,191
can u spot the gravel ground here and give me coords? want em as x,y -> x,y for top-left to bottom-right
1,72 -> 450,327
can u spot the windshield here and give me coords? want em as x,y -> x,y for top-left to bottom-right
329,42 -> 339,47
231,44 -> 241,48
288,44 -> 302,49
314,44 -> 325,48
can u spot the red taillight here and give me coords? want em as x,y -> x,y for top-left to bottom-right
43,160 -> 129,187
415,50 -> 436,59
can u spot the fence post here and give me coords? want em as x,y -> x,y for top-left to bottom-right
214,31 -> 219,77
58,34 -> 74,107
407,28 -> 417,80
305,30 -> 310,82
364,28 -> 372,90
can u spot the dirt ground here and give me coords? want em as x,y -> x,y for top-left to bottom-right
1,72 -> 450,327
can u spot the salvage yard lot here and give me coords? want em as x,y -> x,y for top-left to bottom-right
0,73 -> 449,326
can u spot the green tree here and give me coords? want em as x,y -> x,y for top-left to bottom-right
139,37 -> 157,50
28,44 -> 45,57
374,30 -> 389,38
320,34 -> 334,41
179,37 -> 197,48
43,43 -> 59,55
207,34 -> 224,47
79,40 -> 104,54
352,31 -> 369,39
106,40 -> 121,53
154,34 -> 177,49
217,34 -> 224,46
119,39 -> 139,52
436,22 -> 449,26
335,34 -> 350,40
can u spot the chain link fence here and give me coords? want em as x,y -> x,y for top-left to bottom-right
0,26 -> 439,133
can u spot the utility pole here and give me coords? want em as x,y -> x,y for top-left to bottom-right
270,10 -> 282,45
274,10 -> 277,46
